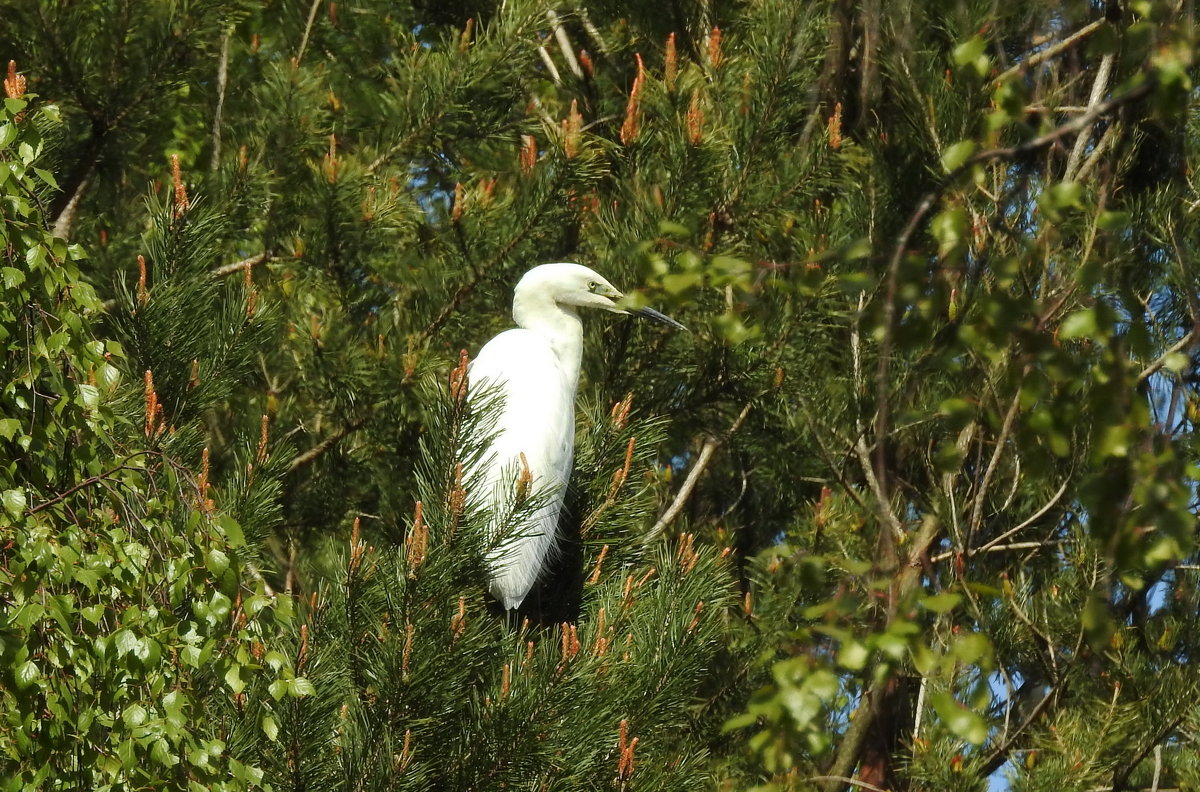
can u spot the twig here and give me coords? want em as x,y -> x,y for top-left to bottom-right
1074,121 -> 1118,182
808,777 -> 890,792
1064,53 -> 1114,181
991,19 -> 1108,87
547,10 -> 584,79
287,415 -> 369,474
851,290 -> 903,541
536,44 -> 563,85
912,672 -> 928,739
210,27 -> 232,172
981,682 -> 1061,774
931,540 -> 1062,563
296,0 -> 323,66
967,387 -> 1023,539
1138,330 -> 1197,384
28,452 -> 154,515
212,251 -> 273,278
969,477 -> 1070,557
791,396 -> 868,514
643,401 -> 753,546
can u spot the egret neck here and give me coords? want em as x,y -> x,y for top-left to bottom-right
512,287 -> 584,393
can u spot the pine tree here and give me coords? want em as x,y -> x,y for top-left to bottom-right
4,0 -> 1200,791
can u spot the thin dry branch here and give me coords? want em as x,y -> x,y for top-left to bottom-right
212,251 -> 273,277
967,387 -> 1023,539
1138,330 -> 1197,384
296,0 -> 323,66
210,27 -> 232,172
287,415 -> 369,474
547,10 -> 583,78
991,19 -> 1108,87
643,401 -> 753,546
1064,53 -> 1115,181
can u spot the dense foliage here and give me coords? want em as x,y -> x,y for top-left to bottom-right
2,0 -> 1199,790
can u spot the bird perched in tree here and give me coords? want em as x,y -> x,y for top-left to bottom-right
466,263 -> 684,612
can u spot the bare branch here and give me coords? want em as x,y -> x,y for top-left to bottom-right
210,27 -> 232,172
536,44 -> 563,86
808,777 -> 890,792
1064,53 -> 1114,181
992,19 -> 1108,87
547,10 -> 583,79
1138,329 -> 1197,385
287,415 -> 369,474
643,401 -> 754,546
212,251 -> 273,278
967,476 -> 1070,558
296,0 -> 323,66
931,540 -> 1062,563
967,387 -> 1023,539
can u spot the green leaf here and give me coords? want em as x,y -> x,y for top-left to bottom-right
1041,181 -> 1083,213
290,677 -> 315,697
206,548 -> 230,577
2,267 -> 26,289
225,664 -> 245,695
930,208 -> 967,257
837,640 -> 869,670
1059,309 -> 1097,340
2,489 -> 25,517
930,691 -> 988,744
920,593 -> 961,613
216,515 -> 246,548
113,628 -> 141,657
941,140 -> 976,173
78,384 -> 100,410
262,715 -> 279,741
952,36 -> 986,68
0,418 -> 20,440
14,660 -> 39,689
123,703 -> 147,728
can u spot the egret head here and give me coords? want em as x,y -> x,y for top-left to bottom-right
516,263 -> 686,330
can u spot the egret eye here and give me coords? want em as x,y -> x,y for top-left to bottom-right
588,280 -> 601,293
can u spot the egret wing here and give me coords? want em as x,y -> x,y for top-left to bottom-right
467,329 -> 575,609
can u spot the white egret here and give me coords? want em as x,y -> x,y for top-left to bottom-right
467,262 -> 684,611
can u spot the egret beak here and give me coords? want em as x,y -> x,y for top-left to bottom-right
629,305 -> 687,331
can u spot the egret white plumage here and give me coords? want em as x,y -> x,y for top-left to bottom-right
466,263 -> 684,611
